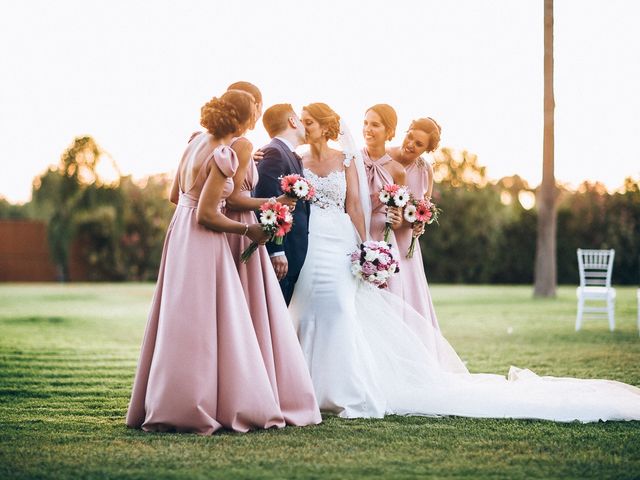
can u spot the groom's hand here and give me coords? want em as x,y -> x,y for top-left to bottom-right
271,255 -> 288,280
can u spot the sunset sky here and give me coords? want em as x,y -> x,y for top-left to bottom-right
1,0 -> 638,203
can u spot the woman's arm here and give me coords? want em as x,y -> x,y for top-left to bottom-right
400,163 -> 433,229
197,163 -> 269,243
425,161 -> 434,199
389,161 -> 407,186
169,171 -> 180,205
226,139 -> 297,211
345,161 -> 367,242
225,138 -> 264,211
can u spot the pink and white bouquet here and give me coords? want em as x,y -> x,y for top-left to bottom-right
240,201 -> 293,263
378,184 -> 410,242
403,198 -> 441,258
349,240 -> 399,289
280,174 -> 316,201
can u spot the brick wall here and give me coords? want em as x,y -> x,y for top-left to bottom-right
0,220 -> 89,282
0,220 -> 58,281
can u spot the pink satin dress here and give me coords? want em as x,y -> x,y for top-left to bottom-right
394,158 -> 440,330
126,134 -> 297,435
225,138 -> 321,426
362,148 -> 402,297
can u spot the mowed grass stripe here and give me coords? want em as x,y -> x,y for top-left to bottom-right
1,283 -> 639,480
0,352 -> 140,360
0,356 -> 138,363
1,368 -> 135,374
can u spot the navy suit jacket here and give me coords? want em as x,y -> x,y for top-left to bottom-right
254,138 -> 310,303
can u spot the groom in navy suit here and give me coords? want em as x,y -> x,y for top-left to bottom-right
254,104 -> 309,305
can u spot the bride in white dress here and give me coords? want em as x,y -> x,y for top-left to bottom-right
289,103 -> 640,422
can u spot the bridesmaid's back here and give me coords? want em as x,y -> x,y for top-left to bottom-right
178,133 -> 219,199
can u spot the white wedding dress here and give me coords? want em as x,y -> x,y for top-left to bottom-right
289,163 -> 640,422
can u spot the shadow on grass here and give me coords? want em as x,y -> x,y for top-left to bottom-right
3,316 -> 67,325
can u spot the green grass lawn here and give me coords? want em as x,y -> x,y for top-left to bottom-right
1,283 -> 639,479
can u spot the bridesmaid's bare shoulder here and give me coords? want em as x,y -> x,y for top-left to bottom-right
387,146 -> 402,162
231,137 -> 253,165
231,136 -> 253,152
423,156 -> 434,173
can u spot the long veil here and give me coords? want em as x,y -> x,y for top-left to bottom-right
338,121 -> 371,239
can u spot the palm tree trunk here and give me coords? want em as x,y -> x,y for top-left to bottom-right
534,0 -> 557,297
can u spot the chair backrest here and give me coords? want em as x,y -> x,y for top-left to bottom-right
577,248 -> 615,288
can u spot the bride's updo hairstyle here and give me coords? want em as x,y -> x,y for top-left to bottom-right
409,117 -> 442,152
200,89 -> 254,139
303,103 -> 341,141
366,104 -> 398,141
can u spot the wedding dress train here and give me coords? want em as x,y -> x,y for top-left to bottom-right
289,165 -> 640,422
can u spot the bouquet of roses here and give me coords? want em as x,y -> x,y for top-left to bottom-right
378,184 -> 410,242
240,200 -> 293,263
280,174 -> 316,201
349,240 -> 399,289
403,197 -> 441,258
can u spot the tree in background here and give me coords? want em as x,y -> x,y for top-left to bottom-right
424,148 -> 507,283
432,147 -> 488,189
28,136 -> 174,281
556,179 -> 640,285
6,134 -> 637,284
534,0 -> 558,297
493,176 -> 537,284
422,153 -> 640,287
30,136 -> 102,281
0,197 -> 28,219
117,174 -> 174,280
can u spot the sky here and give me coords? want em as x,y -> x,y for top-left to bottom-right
1,0 -> 639,203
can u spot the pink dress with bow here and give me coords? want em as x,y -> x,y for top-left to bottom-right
224,137 -> 321,426
126,133 -> 300,434
362,148 -> 402,297
394,158 -> 440,330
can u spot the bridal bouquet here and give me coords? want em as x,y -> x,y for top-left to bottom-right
240,201 -> 293,263
349,240 -> 399,289
280,174 -> 316,201
378,184 -> 410,242
403,198 -> 441,258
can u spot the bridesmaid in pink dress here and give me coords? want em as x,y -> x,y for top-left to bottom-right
223,83 -> 321,426
388,117 -> 442,330
362,104 -> 406,296
126,90 -> 298,435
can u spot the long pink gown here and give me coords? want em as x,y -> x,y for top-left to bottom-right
224,138 -> 321,426
126,135 -> 294,435
394,158 -> 440,330
362,148 -> 402,297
